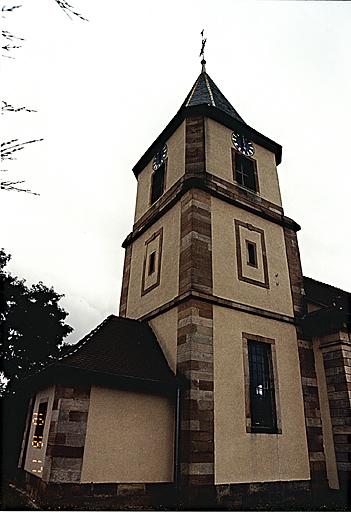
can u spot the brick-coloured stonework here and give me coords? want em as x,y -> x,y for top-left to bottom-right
177,174 -> 214,504
179,189 -> 212,295
284,226 -> 328,487
119,244 -> 132,317
320,331 -> 351,490
43,385 -> 90,484
185,116 -> 205,175
283,226 -> 305,317
298,339 -> 328,486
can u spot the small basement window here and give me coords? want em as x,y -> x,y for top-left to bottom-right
246,240 -> 258,268
233,152 -> 258,192
150,163 -> 165,204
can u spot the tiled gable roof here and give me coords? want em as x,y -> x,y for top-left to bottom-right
57,315 -> 175,384
182,71 -> 245,124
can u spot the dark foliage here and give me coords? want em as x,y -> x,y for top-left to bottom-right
0,249 -> 73,390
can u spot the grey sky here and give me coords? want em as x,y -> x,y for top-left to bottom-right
2,0 -> 350,344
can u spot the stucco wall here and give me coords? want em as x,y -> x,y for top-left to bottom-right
80,386 -> 175,483
24,386 -> 55,478
205,118 -> 282,207
213,306 -> 310,484
150,307 -> 178,372
134,122 -> 185,223
212,197 -> 294,317
127,203 -> 180,319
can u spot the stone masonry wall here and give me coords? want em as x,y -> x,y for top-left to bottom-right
177,123 -> 215,505
119,244 -> 132,317
43,385 -> 91,484
320,331 -> 351,490
284,226 -> 328,488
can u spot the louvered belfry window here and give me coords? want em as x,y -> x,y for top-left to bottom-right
151,163 -> 165,204
248,341 -> 277,432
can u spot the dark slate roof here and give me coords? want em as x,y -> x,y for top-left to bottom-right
303,276 -> 350,308
132,69 -> 282,176
56,315 -> 175,385
182,71 -> 245,124
301,277 -> 350,337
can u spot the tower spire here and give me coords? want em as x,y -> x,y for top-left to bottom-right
199,29 -> 207,73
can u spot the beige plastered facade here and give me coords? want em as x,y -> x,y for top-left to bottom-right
127,203 -> 180,319
24,386 -> 55,478
80,386 -> 175,483
212,197 -> 294,317
134,122 -> 185,223
213,307 -> 310,484
313,337 -> 339,489
150,307 -> 178,372
205,118 -> 282,207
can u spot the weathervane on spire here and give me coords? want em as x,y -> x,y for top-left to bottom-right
199,29 -> 207,72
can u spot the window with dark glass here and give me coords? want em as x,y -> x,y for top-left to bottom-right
248,341 -> 277,432
234,152 -> 257,192
32,402 -> 48,448
246,240 -> 258,267
151,163 -> 165,204
148,251 -> 156,275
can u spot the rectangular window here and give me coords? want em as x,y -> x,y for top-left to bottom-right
141,228 -> 163,296
32,402 -> 48,449
233,151 -> 258,192
248,341 -> 277,432
148,251 -> 156,275
151,163 -> 165,204
246,240 -> 258,268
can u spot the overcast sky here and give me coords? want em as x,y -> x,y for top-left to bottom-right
2,0 -> 350,345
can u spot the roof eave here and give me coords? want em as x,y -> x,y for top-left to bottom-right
132,104 -> 282,178
13,363 -> 179,397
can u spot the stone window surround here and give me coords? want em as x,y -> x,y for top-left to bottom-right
234,219 -> 269,289
242,332 -> 282,434
141,227 -> 163,296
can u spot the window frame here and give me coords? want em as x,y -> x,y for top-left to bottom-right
246,240 -> 258,268
141,228 -> 163,296
150,161 -> 167,205
232,148 -> 259,193
148,251 -> 156,275
242,333 -> 282,434
234,220 -> 269,289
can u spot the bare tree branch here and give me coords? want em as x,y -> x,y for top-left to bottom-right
54,0 -> 88,21
1,138 -> 44,161
2,100 -> 37,114
1,5 -> 22,16
1,1 -> 86,196
0,179 -> 39,195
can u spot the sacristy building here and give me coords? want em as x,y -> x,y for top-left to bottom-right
17,63 -> 351,509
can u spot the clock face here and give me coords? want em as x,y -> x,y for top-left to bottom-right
232,132 -> 255,157
152,144 -> 168,171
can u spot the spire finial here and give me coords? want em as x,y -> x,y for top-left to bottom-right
199,29 -> 207,73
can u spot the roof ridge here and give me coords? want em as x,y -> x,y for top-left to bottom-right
59,315 -> 115,362
203,73 -> 215,107
182,71 -> 245,124
185,74 -> 201,108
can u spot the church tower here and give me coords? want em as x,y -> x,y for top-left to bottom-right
119,61 -> 323,505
